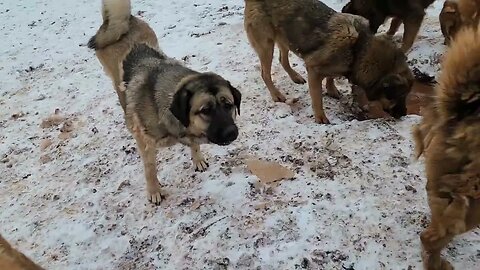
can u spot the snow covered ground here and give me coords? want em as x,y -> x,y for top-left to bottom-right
1,0 -> 479,269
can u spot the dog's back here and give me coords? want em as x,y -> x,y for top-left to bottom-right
244,0 -> 337,56
88,0 -> 160,111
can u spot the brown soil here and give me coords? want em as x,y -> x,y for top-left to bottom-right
407,81 -> 435,115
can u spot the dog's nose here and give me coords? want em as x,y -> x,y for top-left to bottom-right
222,125 -> 238,142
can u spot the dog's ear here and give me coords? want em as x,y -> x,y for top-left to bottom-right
380,74 -> 410,99
228,82 -> 242,115
342,2 -> 353,13
170,86 -> 192,127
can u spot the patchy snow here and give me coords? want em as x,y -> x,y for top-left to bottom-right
1,0 -> 479,269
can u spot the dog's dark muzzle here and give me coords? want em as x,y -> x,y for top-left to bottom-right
207,108 -> 239,146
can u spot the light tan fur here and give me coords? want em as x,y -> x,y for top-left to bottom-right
413,25 -> 480,269
0,234 -> 44,270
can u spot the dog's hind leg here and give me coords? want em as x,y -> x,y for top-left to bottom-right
325,77 -> 341,99
246,26 -> 286,102
190,143 -> 209,172
277,42 -> 306,84
420,228 -> 455,270
306,67 -> 329,124
129,119 -> 162,205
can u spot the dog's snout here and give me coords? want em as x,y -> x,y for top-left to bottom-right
389,105 -> 407,118
222,125 -> 238,143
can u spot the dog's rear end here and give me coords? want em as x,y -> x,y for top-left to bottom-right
0,234 -> 44,270
414,25 -> 480,269
88,0 -> 159,111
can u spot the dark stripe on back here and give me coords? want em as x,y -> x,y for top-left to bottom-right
122,44 -> 166,83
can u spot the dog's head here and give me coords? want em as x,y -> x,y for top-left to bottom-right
170,73 -> 241,145
366,72 -> 413,118
441,0 -> 461,45
358,37 -> 414,118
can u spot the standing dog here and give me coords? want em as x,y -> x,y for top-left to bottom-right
0,234 -> 44,270
88,0 -> 241,204
244,0 -> 413,124
342,0 -> 436,52
413,25 -> 480,270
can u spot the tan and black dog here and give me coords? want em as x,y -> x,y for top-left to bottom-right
0,234 -> 44,270
88,0 -> 241,204
342,0 -> 436,52
244,0 -> 413,124
413,25 -> 480,270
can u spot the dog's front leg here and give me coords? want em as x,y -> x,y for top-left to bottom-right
306,66 -> 329,124
190,143 -> 209,172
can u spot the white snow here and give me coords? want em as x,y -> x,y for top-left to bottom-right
1,0 -> 479,269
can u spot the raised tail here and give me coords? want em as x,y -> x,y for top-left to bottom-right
88,0 -> 132,49
437,24 -> 480,122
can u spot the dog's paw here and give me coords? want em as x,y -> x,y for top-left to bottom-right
147,185 -> 163,205
314,114 -> 330,124
422,251 -> 454,270
291,74 -> 306,84
271,92 -> 287,103
193,158 -> 209,172
326,90 -> 341,99
421,226 -> 446,243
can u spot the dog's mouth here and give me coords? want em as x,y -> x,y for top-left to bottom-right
217,140 -> 235,146
207,125 -> 239,146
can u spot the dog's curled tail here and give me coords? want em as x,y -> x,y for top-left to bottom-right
87,0 -> 132,50
437,24 -> 480,122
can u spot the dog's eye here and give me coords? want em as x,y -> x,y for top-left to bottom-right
224,103 -> 233,110
199,107 -> 212,115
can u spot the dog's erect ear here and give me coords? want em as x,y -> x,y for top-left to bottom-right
379,74 -> 410,99
170,86 -> 192,127
342,2 -> 353,13
228,83 -> 242,115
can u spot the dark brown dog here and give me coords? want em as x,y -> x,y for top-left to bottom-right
0,234 -> 44,270
413,25 -> 480,270
440,0 -> 462,45
342,0 -> 436,52
244,0 -> 413,124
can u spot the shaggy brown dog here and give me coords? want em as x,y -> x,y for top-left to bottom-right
0,234 -> 44,270
413,25 -> 480,270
